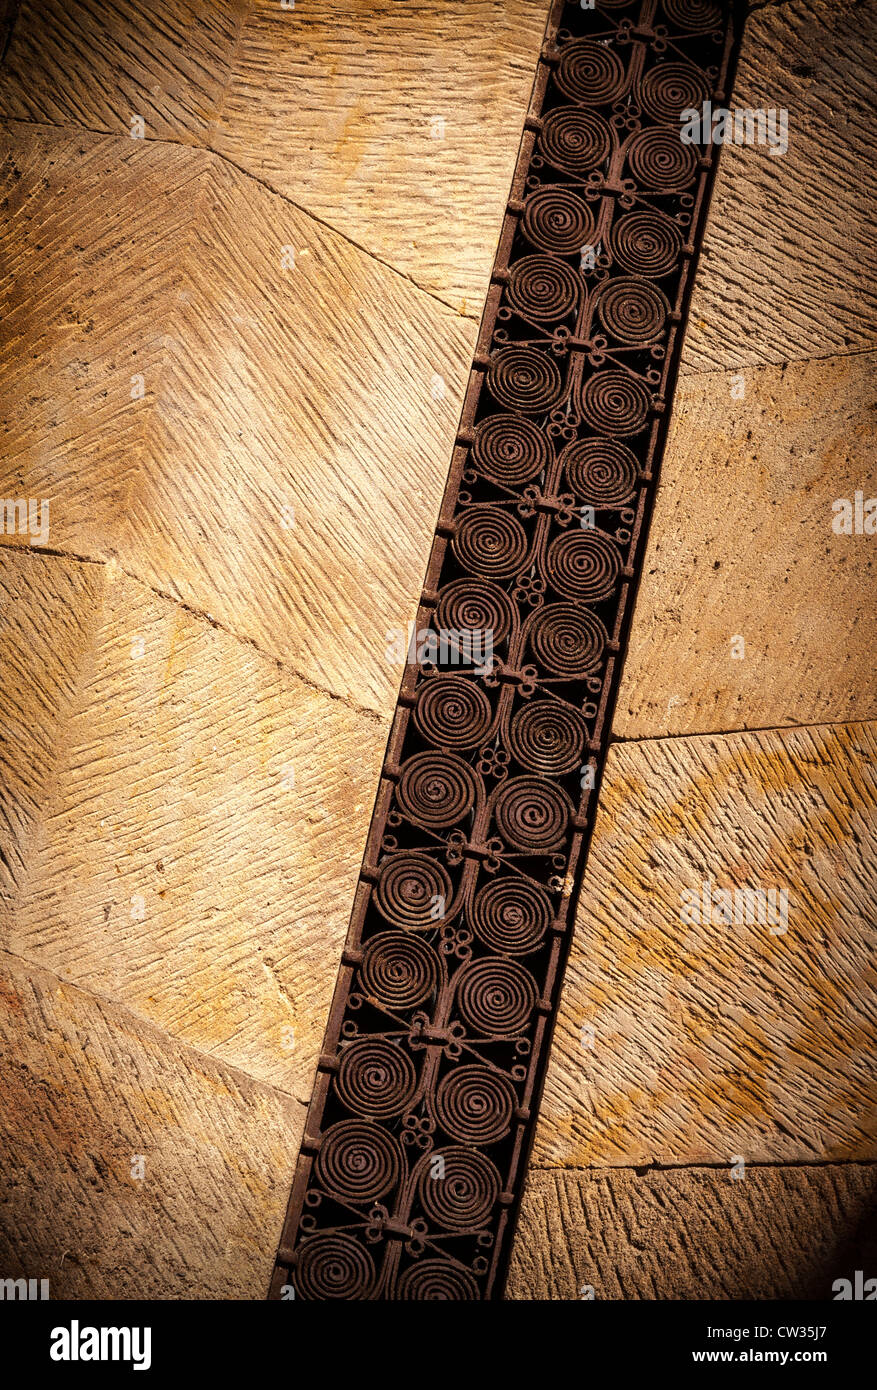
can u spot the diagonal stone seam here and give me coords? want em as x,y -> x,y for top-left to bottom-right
269,0 -> 747,1302
2,115 -> 480,322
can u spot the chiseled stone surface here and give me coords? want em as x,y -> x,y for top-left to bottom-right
682,0 -> 877,371
533,722 -> 877,1168
507,1164 -> 877,1300
0,0 -> 549,312
0,548 -> 385,1099
6,125 -> 873,734
0,125 -> 474,718
0,949 -> 300,1300
616,352 -> 877,739
211,0 -> 550,309
2,0 -> 871,346
0,0 -> 250,144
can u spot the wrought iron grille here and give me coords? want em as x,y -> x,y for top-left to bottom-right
270,0 -> 743,1301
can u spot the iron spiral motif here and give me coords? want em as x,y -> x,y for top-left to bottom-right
594,275 -> 670,344
273,0 -> 742,1301
374,852 -> 452,928
508,698 -> 587,775
335,1039 -> 418,1119
487,345 -> 564,414
414,675 -> 494,750
639,62 -> 711,124
538,106 -> 612,174
562,438 -> 639,508
471,412 -> 552,487
492,775 -> 572,852
527,601 -> 608,678
434,1066 -> 517,1145
547,527 -> 623,602
610,208 -> 684,277
359,933 -> 441,1010
435,575 -> 516,646
396,751 -> 479,828
521,184 -> 595,254
396,1261 -> 480,1300
506,254 -> 581,322
456,958 -> 539,1036
315,1120 -> 405,1203
470,877 -> 553,955
554,38 -> 626,105
295,1235 -> 377,1302
580,369 -> 652,436
626,125 -> 699,192
452,505 -> 530,577
417,1147 -> 501,1229
662,0 -> 724,34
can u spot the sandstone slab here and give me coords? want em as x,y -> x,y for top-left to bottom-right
0,949 -> 299,1299
682,0 -> 877,371
0,0 -> 249,144
0,125 -> 474,716
507,1164 -> 877,1299
0,548 -> 386,1097
616,353 -> 877,738
534,722 -> 877,1168
210,0 -> 548,308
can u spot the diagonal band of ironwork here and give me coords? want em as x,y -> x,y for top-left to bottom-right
270,0 -> 744,1301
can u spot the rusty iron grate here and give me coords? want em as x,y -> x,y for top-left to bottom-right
270,0 -> 743,1301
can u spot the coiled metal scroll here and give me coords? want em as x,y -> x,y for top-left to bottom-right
270,0 -> 742,1301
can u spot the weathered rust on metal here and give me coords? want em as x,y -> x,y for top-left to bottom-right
269,0 -> 744,1301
